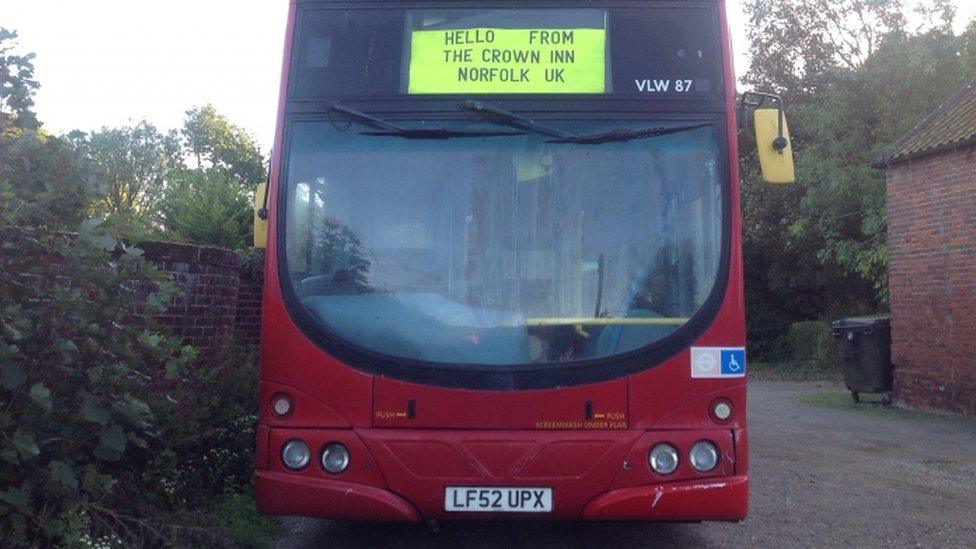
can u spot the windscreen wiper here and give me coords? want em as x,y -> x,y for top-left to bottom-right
459,100 -> 579,140
329,103 -> 525,139
546,123 -> 713,145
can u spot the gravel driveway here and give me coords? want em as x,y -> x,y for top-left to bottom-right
275,381 -> 976,548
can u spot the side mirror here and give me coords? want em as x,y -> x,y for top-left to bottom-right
755,109 -> 795,185
253,182 -> 268,249
741,93 -> 796,185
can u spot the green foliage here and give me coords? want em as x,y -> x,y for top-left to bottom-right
182,105 -> 267,187
240,247 -> 266,281
0,139 -> 268,545
0,217 -> 196,545
0,28 -> 39,130
161,169 -> 253,250
788,26 -> 976,303
743,0 -> 953,97
740,1 -> 976,357
787,321 -> 841,365
158,105 -> 266,250
213,490 -> 280,549
71,122 -> 182,234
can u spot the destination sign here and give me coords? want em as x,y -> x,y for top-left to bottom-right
408,27 -> 606,94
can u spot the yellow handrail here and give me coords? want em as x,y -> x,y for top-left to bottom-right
525,317 -> 689,327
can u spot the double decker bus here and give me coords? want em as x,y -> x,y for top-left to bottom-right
254,0 -> 793,523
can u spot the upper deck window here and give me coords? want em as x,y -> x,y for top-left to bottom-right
291,6 -> 722,99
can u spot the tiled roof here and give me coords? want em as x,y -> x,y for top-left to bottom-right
878,76 -> 976,166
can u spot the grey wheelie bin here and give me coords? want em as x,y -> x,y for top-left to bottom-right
831,317 -> 892,403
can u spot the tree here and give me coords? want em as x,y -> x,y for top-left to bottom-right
739,0 -> 976,356
74,122 -> 182,233
0,30 -> 90,230
181,105 -> 266,186
157,105 -> 267,250
161,169 -> 253,250
0,28 -> 39,130
788,25 -> 976,302
742,0 -> 954,97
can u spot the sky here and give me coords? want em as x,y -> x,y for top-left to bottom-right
3,1 -> 975,152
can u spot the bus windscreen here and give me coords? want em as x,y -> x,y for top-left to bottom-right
283,119 -> 723,366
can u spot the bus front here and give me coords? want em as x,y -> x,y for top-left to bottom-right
256,0 -> 748,522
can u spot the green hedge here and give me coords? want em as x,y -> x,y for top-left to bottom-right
786,320 -> 841,366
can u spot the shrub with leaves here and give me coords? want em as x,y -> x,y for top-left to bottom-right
0,221 -> 198,545
0,135 -> 268,545
0,119 -> 194,543
160,169 -> 253,251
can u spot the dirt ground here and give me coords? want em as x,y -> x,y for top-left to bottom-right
275,381 -> 976,548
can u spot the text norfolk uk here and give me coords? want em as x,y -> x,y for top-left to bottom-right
442,29 -> 579,83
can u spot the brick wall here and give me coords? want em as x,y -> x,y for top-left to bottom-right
886,144 -> 976,416
139,241 -> 264,358
234,270 -> 264,347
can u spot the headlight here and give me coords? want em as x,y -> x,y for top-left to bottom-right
281,439 -> 310,470
689,440 -> 719,472
320,443 -> 350,474
648,443 -> 679,475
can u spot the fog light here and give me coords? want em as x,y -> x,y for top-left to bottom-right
320,443 -> 350,474
281,440 -> 310,470
271,393 -> 293,419
648,443 -> 679,475
690,440 -> 719,472
710,398 -> 733,423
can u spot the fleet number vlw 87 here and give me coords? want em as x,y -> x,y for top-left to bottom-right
635,79 -> 694,93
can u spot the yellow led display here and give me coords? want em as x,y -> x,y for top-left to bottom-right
408,28 -> 606,94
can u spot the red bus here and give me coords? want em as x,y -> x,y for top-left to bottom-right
254,0 -> 793,523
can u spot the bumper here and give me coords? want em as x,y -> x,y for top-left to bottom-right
582,475 -> 748,521
255,471 -> 422,522
255,471 -> 748,523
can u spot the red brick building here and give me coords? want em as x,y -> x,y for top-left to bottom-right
878,77 -> 976,416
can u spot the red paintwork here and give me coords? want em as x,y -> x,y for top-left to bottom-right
256,471 -> 422,522
581,476 -> 749,521
255,0 -> 748,522
373,376 -> 628,430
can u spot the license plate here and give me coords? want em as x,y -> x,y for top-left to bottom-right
444,487 -> 553,513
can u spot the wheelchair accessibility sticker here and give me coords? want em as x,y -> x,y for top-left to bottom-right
691,348 -> 746,378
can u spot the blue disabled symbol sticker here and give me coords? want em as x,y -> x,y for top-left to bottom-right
721,349 -> 746,376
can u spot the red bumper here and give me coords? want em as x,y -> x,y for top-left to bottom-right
582,475 -> 749,521
255,471 -> 422,523
255,471 -> 748,523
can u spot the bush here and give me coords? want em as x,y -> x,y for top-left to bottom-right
787,320 -> 842,367
213,491 -> 280,549
0,206 -> 272,547
160,170 -> 253,251
0,221 -> 197,545
1,122 -> 270,549
240,247 -> 265,281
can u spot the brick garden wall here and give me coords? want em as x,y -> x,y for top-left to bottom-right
886,144 -> 976,416
139,241 -> 263,358
234,268 -> 264,346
